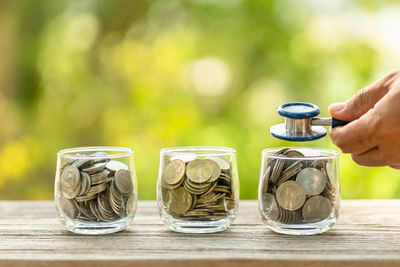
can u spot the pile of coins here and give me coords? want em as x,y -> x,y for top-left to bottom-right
161,157 -> 236,220
58,152 -> 135,222
261,148 -> 338,224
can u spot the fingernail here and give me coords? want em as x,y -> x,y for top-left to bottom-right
329,102 -> 345,113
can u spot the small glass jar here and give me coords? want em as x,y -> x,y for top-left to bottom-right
55,146 -> 137,234
258,147 -> 340,235
157,146 -> 239,233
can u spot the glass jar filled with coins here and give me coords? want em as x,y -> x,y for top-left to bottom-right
258,147 -> 340,235
55,147 -> 137,234
157,146 -> 239,233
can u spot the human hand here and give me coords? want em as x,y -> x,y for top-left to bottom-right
328,68 -> 400,169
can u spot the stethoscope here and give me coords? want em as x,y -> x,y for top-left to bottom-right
270,102 -> 349,141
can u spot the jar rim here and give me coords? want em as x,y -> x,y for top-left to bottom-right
262,147 -> 338,160
57,146 -> 134,159
160,146 -> 236,156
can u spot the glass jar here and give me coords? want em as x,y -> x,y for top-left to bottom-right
55,146 -> 137,234
157,146 -> 239,233
258,147 -> 340,235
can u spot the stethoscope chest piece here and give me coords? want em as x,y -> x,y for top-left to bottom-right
270,102 -> 348,142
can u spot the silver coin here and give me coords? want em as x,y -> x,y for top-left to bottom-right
325,160 -> 336,185
106,160 -> 128,172
90,170 -> 110,185
60,165 -> 80,199
115,169 -> 133,195
302,195 -> 332,222
72,158 -> 93,169
204,156 -> 230,170
296,167 -> 327,196
59,196 -> 78,219
126,194 -> 135,216
82,162 -> 107,174
261,166 -> 271,194
261,193 -> 279,221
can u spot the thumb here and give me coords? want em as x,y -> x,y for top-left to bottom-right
329,79 -> 389,122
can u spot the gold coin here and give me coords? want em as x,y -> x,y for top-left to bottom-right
186,159 -> 213,184
276,181 -> 306,211
204,156 -> 230,170
166,187 -> 193,215
302,195 -> 332,222
204,159 -> 221,182
162,159 -> 185,185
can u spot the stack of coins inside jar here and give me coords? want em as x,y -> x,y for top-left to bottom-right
57,152 -> 136,223
259,147 -> 340,226
159,155 -> 237,222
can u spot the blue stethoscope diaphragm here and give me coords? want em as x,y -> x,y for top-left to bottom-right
270,102 -> 348,141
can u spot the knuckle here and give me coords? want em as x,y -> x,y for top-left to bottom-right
334,138 -> 348,153
352,88 -> 371,110
351,154 -> 362,165
382,68 -> 400,89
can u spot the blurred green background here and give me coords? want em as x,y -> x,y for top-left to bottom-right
0,0 -> 399,200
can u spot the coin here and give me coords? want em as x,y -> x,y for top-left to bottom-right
276,181 -> 306,211
277,161 -> 302,186
296,167 -> 327,196
284,149 -> 304,158
162,159 -> 185,185
302,195 -> 332,222
161,156 -> 235,221
90,169 -> 110,185
60,165 -> 80,199
186,159 -> 213,184
59,196 -> 78,219
126,194 -> 135,216
82,162 -> 107,174
72,158 -> 93,169
106,160 -> 128,172
325,160 -> 336,185
261,193 -> 280,221
79,202 -> 96,220
87,183 -> 108,195
204,159 -> 221,182
115,169 -> 133,195
75,193 -> 97,202
77,171 -> 89,196
98,191 -> 116,221
109,180 -> 126,217
161,175 -> 184,190
270,158 -> 285,184
261,166 -> 271,194
166,187 -> 193,215
205,156 -> 230,170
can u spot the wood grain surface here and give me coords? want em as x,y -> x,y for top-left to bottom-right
0,200 -> 399,267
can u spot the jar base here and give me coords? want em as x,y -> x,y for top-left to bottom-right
63,217 -> 132,235
162,215 -> 234,233
263,215 -> 336,235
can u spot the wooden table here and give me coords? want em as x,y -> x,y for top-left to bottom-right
0,200 -> 399,267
